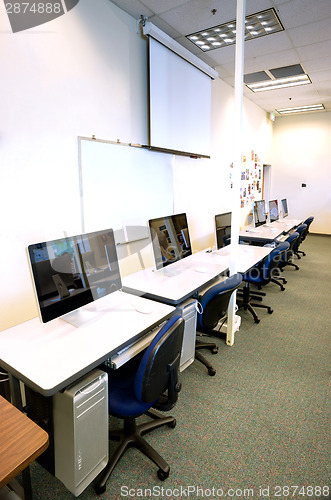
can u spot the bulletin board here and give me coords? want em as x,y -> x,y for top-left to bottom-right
239,150 -> 263,208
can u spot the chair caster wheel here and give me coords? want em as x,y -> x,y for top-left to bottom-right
95,484 -> 106,495
168,419 -> 176,428
208,367 -> 216,376
157,468 -> 169,481
212,347 -> 218,354
268,308 -> 273,314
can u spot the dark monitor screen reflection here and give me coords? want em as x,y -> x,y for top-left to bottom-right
215,212 -> 231,249
28,228 -> 122,326
148,213 -> 192,270
281,198 -> 288,218
268,199 -> 279,222
253,200 -> 267,227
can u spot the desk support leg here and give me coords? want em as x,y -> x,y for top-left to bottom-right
8,374 -> 23,410
8,374 -> 34,500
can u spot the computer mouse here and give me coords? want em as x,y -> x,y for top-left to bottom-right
194,266 -> 208,273
130,301 -> 153,314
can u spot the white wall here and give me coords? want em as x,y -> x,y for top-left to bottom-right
0,0 -> 273,332
271,111 -> 331,234
173,78 -> 273,251
0,0 -> 148,331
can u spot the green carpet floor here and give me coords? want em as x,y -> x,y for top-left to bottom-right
22,234 -> 331,499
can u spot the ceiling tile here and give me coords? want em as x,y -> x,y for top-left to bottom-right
276,0 -> 331,28
287,18 -> 331,47
110,0 -> 153,18
297,39 -> 331,61
243,49 -> 299,74
303,57 -> 331,73
158,0 -> 237,35
244,31 -> 293,58
140,0 -> 190,16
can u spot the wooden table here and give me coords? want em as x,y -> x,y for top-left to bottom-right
0,395 -> 49,497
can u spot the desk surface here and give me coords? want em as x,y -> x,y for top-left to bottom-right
122,251 -> 229,305
0,291 -> 175,396
122,244 -> 272,305
0,395 -> 49,488
211,244 -> 272,273
239,218 -> 301,241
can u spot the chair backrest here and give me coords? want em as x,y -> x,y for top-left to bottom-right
134,315 -> 184,408
283,232 -> 299,262
293,224 -> 307,250
302,217 -> 314,240
197,273 -> 242,333
262,242 -> 290,280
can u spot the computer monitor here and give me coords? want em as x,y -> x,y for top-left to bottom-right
281,198 -> 288,218
148,213 -> 192,270
253,200 -> 267,227
27,228 -> 122,326
215,212 -> 231,249
268,199 -> 279,222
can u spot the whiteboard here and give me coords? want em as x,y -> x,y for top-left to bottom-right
79,138 -> 174,241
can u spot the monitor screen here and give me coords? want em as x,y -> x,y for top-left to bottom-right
253,200 -> 267,227
268,199 -> 279,222
148,213 -> 192,270
215,212 -> 231,249
27,228 -> 122,325
281,198 -> 288,218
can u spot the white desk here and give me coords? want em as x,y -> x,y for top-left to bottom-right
123,251 -> 229,305
0,291 -> 175,398
123,244 -> 272,306
239,218 -> 301,242
123,244 -> 273,345
210,244 -> 273,273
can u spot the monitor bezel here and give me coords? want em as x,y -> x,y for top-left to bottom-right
281,198 -> 288,218
253,200 -> 267,228
148,213 -> 192,271
214,211 -> 232,249
27,228 -> 122,325
268,199 -> 279,223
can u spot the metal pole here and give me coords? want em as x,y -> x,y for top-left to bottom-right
227,0 -> 246,346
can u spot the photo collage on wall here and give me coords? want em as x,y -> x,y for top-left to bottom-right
239,150 -> 262,208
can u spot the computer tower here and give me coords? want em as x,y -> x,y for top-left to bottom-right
176,299 -> 197,371
53,369 -> 108,497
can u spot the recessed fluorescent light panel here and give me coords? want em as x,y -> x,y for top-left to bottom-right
276,104 -> 325,115
246,74 -> 311,92
186,8 -> 284,51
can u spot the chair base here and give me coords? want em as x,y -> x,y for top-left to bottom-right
295,250 -> 305,259
280,261 -> 299,271
195,338 -> 217,376
237,284 -> 273,324
95,411 -> 175,494
271,277 -> 286,290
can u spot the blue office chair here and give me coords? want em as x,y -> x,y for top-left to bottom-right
195,274 -> 242,376
293,223 -> 308,259
279,232 -> 300,271
297,217 -> 314,256
95,315 -> 184,494
238,242 -> 290,323
303,216 -> 314,235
